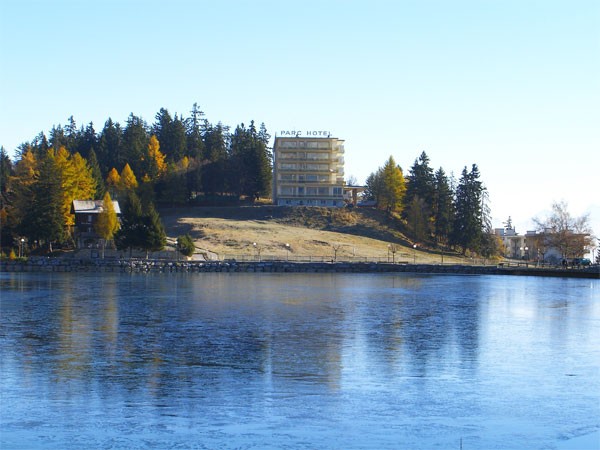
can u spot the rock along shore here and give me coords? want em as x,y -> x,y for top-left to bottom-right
2,258 -> 599,279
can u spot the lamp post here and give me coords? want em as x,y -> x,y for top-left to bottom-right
413,244 -> 417,264
20,238 -> 25,258
253,242 -> 261,262
285,243 -> 290,261
388,244 -> 397,264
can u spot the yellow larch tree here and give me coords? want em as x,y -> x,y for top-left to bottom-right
119,163 -> 138,191
146,135 -> 167,180
95,191 -> 120,258
53,147 -> 96,227
106,168 -> 121,195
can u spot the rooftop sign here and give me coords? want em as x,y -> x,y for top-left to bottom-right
279,130 -> 331,137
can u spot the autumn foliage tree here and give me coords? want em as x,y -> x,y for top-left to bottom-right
379,156 -> 406,214
145,135 -> 167,180
95,191 -> 119,258
119,163 -> 138,191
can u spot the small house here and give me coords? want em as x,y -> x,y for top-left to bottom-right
71,200 -> 121,248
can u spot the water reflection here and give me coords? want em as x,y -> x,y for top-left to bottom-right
1,272 -> 598,449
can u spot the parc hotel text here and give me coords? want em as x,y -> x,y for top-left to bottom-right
279,130 -> 331,137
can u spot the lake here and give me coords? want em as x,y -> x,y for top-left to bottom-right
1,272 -> 598,449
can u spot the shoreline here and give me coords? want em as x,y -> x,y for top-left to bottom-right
2,259 -> 599,279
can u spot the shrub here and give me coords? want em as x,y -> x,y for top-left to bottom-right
177,234 -> 195,257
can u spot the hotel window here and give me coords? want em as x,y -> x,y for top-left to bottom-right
333,187 -> 342,196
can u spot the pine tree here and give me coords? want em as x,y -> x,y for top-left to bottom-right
404,151 -> 435,239
451,164 -> 484,254
95,191 -> 119,258
87,149 -> 105,197
202,123 -> 229,196
97,118 -> 123,175
115,191 -> 143,255
230,121 -> 272,200
0,147 -> 14,248
432,167 -> 454,245
22,152 -> 65,252
177,234 -> 195,258
139,202 -> 166,258
364,169 -> 385,204
186,103 -> 205,160
122,114 -> 148,176
9,150 -> 38,229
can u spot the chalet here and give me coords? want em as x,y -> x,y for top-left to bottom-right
71,200 -> 121,248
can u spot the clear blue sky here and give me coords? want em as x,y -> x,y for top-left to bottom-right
1,0 -> 599,243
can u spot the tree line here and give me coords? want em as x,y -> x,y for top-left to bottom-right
364,151 -> 500,256
0,104 -> 273,254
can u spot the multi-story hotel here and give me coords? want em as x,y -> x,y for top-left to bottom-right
272,134 -> 345,207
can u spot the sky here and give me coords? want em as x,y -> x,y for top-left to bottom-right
1,0 -> 599,251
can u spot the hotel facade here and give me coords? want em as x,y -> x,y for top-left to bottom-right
272,133 -> 345,207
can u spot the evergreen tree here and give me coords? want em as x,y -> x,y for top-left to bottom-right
64,115 -> 79,152
0,147 -> 14,249
406,196 -> 429,241
364,168 -> 385,204
22,152 -> 65,251
76,122 -> 97,160
95,191 -> 119,258
404,151 -> 435,239
451,164 -> 484,254
9,150 -> 38,229
432,167 -> 454,245
202,123 -> 229,195
230,121 -> 272,200
177,234 -> 195,258
122,114 -> 148,176
97,118 -> 123,176
153,108 -> 173,154
169,114 -> 188,163
0,147 -> 12,206
157,164 -> 188,206
87,149 -> 106,198
115,191 -> 143,255
49,125 -> 67,150
186,103 -> 205,159
31,132 -> 50,156
139,201 -> 166,258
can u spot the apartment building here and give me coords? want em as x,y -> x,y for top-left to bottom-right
272,134 -> 345,207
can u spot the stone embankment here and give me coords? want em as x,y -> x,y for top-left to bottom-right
2,258 -> 599,279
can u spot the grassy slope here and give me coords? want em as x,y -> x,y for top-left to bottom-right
160,206 -> 465,263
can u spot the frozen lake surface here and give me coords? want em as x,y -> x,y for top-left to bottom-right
1,272 -> 599,449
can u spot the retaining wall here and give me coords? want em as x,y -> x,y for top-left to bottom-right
1,259 -> 598,278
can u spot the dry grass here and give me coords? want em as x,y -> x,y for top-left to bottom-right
160,205 -> 466,263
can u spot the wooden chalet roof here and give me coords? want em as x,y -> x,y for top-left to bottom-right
71,200 -> 121,215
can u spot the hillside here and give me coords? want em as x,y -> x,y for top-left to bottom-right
160,206 -> 465,264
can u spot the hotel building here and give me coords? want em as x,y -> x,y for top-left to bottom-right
272,135 -> 345,207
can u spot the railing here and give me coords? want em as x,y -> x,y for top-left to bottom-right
275,194 -> 344,199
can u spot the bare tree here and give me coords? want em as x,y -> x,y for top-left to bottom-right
533,201 -> 594,259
